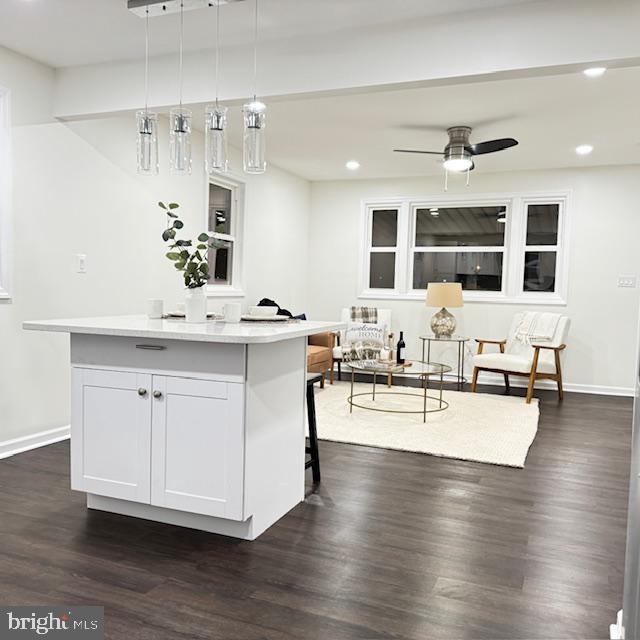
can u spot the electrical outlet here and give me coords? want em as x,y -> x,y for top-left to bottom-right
76,254 -> 87,274
618,275 -> 637,288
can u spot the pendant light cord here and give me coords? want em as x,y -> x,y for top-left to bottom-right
252,0 -> 258,100
144,5 -> 150,114
179,0 -> 184,108
215,0 -> 220,106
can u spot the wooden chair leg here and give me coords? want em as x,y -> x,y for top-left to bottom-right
526,348 -> 541,404
387,374 -> 392,388
329,364 -> 334,385
555,350 -> 564,401
471,367 -> 479,392
503,374 -> 510,393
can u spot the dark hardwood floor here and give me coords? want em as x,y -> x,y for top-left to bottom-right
0,385 -> 632,639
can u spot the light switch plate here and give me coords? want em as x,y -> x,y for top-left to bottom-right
76,254 -> 87,274
618,275 -> 637,288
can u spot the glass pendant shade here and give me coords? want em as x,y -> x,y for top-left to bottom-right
169,107 -> 192,175
205,105 -> 228,174
242,100 -> 266,174
136,111 -> 159,175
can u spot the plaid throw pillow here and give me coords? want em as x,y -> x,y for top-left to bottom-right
350,306 -> 378,323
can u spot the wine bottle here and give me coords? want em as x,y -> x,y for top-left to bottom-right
396,331 -> 406,365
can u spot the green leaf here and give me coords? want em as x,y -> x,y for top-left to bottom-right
187,262 -> 197,273
175,261 -> 186,270
197,243 -> 208,250
173,220 -> 184,229
166,252 -> 181,260
161,230 -> 171,242
199,263 -> 209,274
158,201 -> 167,210
180,250 -> 189,259
167,212 -> 178,219
198,233 -> 210,242
168,203 -> 180,209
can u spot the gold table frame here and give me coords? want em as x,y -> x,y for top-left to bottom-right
347,360 -> 452,423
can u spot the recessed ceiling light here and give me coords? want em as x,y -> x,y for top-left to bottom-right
575,144 -> 594,155
583,67 -> 607,78
345,160 -> 360,171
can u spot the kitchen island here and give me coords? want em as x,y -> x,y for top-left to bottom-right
23,315 -> 345,540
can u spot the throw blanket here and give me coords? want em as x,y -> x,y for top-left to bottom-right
514,312 -> 561,344
350,306 -> 378,323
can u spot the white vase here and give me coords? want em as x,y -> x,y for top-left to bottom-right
185,286 -> 207,323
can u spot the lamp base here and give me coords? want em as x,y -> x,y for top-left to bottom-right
431,307 -> 456,338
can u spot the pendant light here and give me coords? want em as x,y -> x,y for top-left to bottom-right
243,0 -> 266,174
136,5 -> 159,175
169,1 -> 192,175
205,0 -> 228,174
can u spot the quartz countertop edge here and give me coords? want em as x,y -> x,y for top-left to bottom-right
22,315 -> 346,345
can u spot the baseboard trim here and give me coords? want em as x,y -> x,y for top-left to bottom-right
0,425 -> 70,460
337,369 -> 635,398
479,373 -> 634,397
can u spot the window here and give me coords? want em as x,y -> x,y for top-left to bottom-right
0,86 -> 10,302
360,193 -> 569,304
206,177 -> 244,297
412,205 -> 508,293
368,208 -> 398,289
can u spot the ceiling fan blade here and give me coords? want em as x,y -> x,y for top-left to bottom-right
393,149 -> 443,155
467,138 -> 518,155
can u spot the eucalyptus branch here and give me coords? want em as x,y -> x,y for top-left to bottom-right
158,201 -> 225,289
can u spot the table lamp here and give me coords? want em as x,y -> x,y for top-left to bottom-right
425,282 -> 463,338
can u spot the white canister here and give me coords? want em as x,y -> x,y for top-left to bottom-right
185,287 -> 207,323
224,302 -> 242,323
147,298 -> 164,319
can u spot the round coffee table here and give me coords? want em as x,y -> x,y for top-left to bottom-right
346,360 -> 452,423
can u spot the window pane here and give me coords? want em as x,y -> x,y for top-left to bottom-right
369,252 -> 395,289
415,206 -> 506,247
413,251 -> 503,291
208,241 -> 233,285
208,183 -> 232,236
524,251 -> 556,292
371,209 -> 398,247
526,203 -> 559,245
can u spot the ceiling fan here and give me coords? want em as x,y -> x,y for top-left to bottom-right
394,126 -> 518,173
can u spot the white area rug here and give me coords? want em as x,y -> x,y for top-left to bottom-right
313,382 -> 540,468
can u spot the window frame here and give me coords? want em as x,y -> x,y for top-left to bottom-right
0,86 -> 11,303
358,191 -> 570,305
204,173 -> 245,298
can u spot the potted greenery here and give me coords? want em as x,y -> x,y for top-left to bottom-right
159,201 -> 225,323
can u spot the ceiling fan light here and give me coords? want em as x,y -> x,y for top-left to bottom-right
443,157 -> 473,172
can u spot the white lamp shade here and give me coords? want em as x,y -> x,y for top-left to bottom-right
425,282 -> 463,308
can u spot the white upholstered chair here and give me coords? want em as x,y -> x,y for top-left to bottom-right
332,308 -> 392,382
471,313 -> 570,403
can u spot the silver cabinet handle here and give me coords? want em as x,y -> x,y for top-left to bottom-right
153,390 -> 162,399
135,344 -> 167,351
138,388 -> 147,397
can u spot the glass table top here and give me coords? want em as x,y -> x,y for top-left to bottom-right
419,334 -> 470,342
346,359 -> 452,376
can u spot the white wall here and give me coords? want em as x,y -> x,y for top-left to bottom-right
307,167 -> 640,394
0,46 -> 310,444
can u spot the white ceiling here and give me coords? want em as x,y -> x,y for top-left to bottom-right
210,65 -> 640,180
1,0 -> 536,68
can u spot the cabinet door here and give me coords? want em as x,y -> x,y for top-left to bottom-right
150,376 -> 244,520
71,368 -> 151,503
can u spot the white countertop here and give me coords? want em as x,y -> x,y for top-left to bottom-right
23,315 -> 345,344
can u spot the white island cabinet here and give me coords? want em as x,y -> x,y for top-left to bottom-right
23,315 -> 345,540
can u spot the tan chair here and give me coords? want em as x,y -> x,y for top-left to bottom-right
307,332 -> 335,387
471,313 -> 570,403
